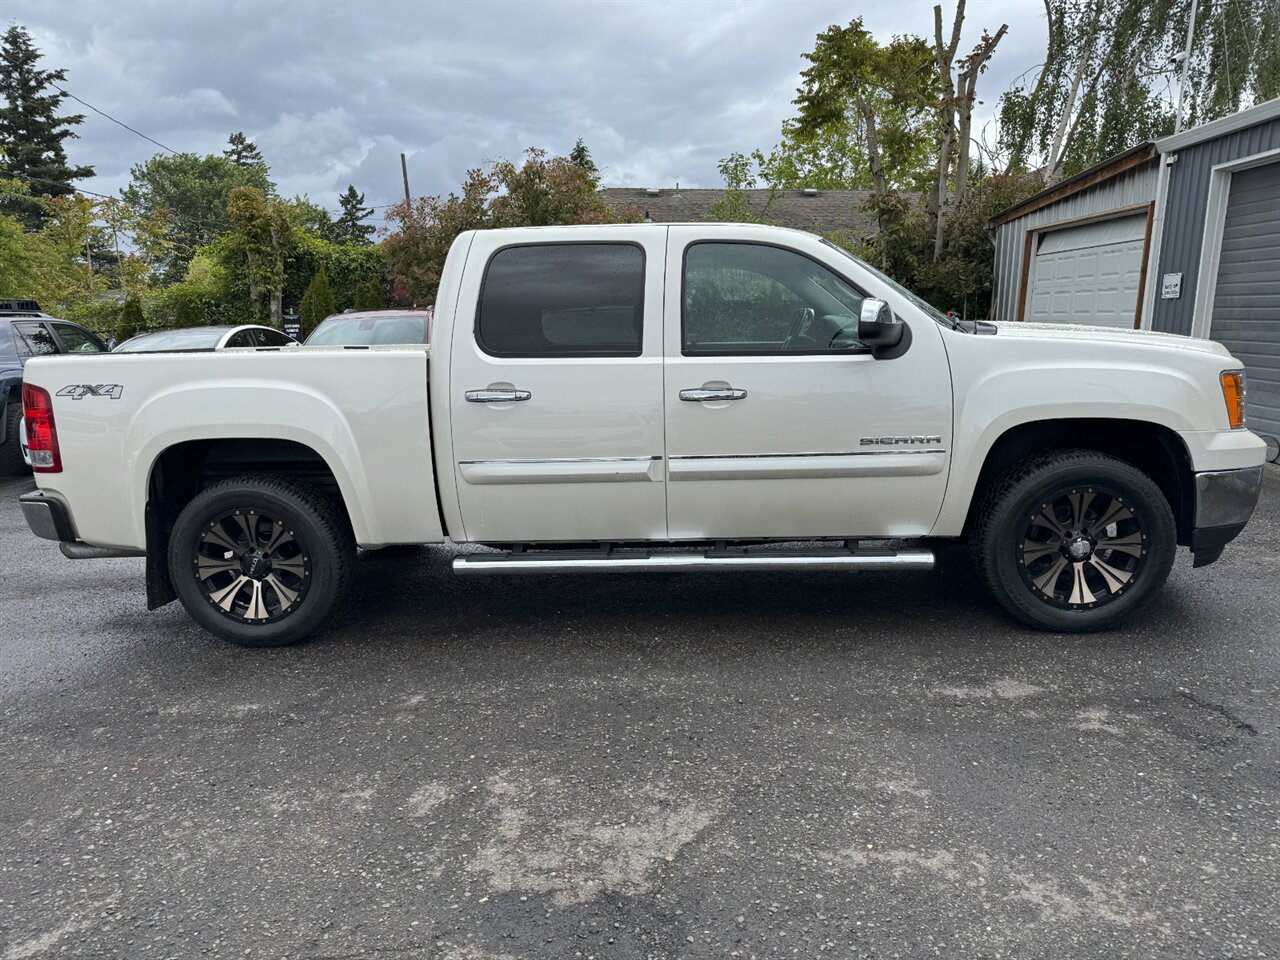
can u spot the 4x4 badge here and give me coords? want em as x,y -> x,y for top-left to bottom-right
57,384 -> 124,400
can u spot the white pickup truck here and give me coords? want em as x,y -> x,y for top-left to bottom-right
18,223 -> 1267,646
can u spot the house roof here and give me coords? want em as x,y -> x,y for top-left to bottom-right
601,187 -> 879,238
989,142 -> 1158,227
1156,94 -> 1280,152
989,95 -> 1280,227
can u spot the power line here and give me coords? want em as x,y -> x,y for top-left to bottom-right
51,83 -> 180,155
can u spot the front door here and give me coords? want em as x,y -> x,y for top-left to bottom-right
449,229 -> 668,543
662,226 -> 953,540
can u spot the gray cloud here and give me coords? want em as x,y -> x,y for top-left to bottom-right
8,0 -> 1047,220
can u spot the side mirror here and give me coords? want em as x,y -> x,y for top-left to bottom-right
858,298 -> 904,350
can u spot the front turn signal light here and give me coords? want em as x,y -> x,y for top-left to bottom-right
1220,370 -> 1246,429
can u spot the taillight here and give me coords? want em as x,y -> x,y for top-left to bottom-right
21,383 -> 61,472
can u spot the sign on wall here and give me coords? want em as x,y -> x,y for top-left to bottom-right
1161,273 -> 1183,299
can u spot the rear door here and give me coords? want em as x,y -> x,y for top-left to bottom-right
448,229 -> 667,542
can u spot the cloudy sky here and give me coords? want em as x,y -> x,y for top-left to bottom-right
9,0 -> 1048,221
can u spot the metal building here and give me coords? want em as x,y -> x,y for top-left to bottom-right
990,97 -> 1280,440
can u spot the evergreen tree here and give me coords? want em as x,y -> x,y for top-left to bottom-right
298,265 -> 336,336
569,138 -> 597,176
175,297 -> 204,327
0,25 -> 95,228
353,278 -> 383,310
116,296 -> 145,343
331,184 -> 374,245
224,131 -> 265,169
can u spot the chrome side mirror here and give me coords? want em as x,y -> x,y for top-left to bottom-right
858,298 -> 904,350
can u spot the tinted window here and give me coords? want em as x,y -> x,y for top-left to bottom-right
48,323 -> 106,354
223,330 -> 254,348
477,243 -> 644,357
253,328 -> 294,347
13,322 -> 58,357
306,313 -> 428,346
682,243 -> 867,355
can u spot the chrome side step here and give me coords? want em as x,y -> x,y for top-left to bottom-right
452,547 -> 934,576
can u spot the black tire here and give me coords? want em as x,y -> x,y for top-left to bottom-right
973,449 -> 1176,632
168,475 -> 355,647
0,402 -> 28,476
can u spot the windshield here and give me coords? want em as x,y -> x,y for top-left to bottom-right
116,328 -> 229,352
305,314 -> 427,346
821,239 -> 958,330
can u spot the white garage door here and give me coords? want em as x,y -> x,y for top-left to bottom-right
1209,160 -> 1280,442
1025,214 -> 1147,328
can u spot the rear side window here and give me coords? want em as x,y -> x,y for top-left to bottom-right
48,323 -> 105,353
12,322 -> 58,357
476,243 -> 644,357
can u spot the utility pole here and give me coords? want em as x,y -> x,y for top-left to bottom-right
1174,0 -> 1199,134
400,153 -> 412,205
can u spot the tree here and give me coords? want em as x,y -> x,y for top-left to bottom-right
298,265 -> 336,337
354,278 -> 383,310
569,138 -> 599,183
223,131 -> 265,169
999,0 -> 1280,182
0,25 -> 95,228
116,296 -> 145,343
122,152 -> 273,281
330,184 -> 374,245
227,185 -> 294,327
174,297 -> 204,326
928,1 -> 1007,257
384,148 -> 641,306
793,20 -> 938,233
703,152 -> 774,223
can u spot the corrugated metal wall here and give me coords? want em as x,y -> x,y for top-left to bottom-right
1149,117 -> 1280,334
990,163 -> 1158,321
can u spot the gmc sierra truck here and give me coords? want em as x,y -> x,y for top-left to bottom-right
17,224 -> 1267,646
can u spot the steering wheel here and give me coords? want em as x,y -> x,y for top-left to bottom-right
782,306 -> 815,352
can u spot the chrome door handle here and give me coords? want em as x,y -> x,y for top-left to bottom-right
465,389 -> 531,403
680,388 -> 747,402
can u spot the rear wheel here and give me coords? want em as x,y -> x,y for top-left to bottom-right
974,450 -> 1176,632
168,475 -> 355,647
1,402 -> 28,476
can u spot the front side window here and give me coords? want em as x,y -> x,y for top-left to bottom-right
477,243 -> 645,357
13,322 -> 58,357
682,243 -> 868,355
48,323 -> 106,353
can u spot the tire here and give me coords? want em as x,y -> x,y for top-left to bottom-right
0,402 -> 28,476
973,449 -> 1176,632
168,475 -> 355,647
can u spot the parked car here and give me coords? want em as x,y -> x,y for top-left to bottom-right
1,300 -> 108,475
114,325 -> 298,353
16,223 -> 1267,647
304,309 -> 432,347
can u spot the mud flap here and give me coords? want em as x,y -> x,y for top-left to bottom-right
145,501 -> 176,609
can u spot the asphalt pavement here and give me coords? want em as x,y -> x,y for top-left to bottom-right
1,470 -> 1278,959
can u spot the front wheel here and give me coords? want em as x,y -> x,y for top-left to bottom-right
974,450 -> 1176,632
168,475 -> 355,647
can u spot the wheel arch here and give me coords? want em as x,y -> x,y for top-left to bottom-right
143,437 -> 358,610
956,418 -> 1196,545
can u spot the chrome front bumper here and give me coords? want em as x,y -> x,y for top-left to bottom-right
1190,465 -> 1265,566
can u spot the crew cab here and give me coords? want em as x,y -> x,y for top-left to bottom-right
17,224 -> 1267,646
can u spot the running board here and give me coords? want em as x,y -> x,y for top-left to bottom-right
452,546 -> 934,576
